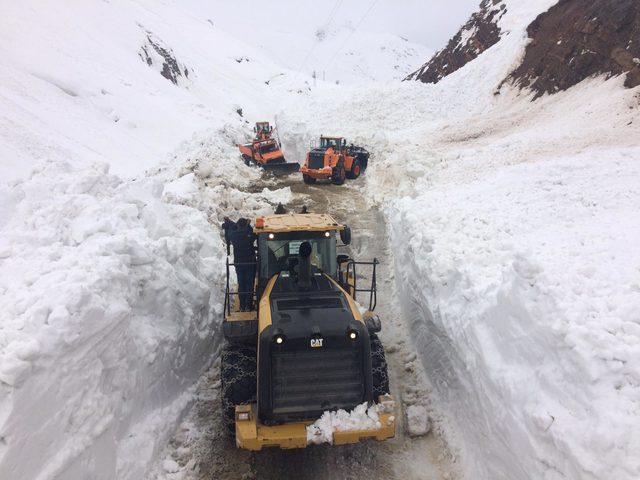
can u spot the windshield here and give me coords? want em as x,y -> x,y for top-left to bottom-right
320,138 -> 341,149
259,142 -> 278,154
258,232 -> 337,280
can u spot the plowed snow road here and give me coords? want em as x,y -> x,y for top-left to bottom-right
147,171 -> 459,480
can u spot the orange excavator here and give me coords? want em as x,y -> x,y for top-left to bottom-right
300,136 -> 369,185
238,122 -> 299,172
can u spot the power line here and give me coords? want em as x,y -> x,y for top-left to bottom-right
325,0 -> 379,72
296,0 -> 345,73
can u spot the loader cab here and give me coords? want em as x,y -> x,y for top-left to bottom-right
255,226 -> 339,299
257,140 -> 279,154
319,136 -> 346,150
254,122 -> 273,140
258,231 -> 337,280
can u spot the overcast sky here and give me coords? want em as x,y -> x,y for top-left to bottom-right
190,0 -> 480,52
357,0 -> 480,48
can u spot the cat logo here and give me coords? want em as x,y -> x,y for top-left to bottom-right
310,338 -> 323,348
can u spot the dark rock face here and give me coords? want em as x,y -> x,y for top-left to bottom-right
139,33 -> 190,85
405,0 -> 506,84
509,0 -> 640,98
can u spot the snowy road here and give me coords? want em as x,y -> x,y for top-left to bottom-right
147,171 -> 459,480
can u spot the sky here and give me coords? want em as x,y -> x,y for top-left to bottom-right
345,0 -> 480,48
182,0 -> 480,51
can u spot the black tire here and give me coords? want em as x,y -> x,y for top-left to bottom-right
220,343 -> 257,436
331,163 -> 346,185
303,173 -> 316,184
370,333 -> 390,398
346,159 -> 362,179
242,154 -> 252,166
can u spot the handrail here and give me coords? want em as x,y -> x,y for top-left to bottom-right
344,258 -> 379,311
224,259 -> 258,315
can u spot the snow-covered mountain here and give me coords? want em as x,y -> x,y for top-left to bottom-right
1,1 -> 640,480
406,0 -> 640,97
180,0 -> 433,84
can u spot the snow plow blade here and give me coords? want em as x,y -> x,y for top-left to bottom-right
234,399 -> 396,451
262,159 -> 300,173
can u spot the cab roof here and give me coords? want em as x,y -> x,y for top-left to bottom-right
320,136 -> 343,140
254,213 -> 344,233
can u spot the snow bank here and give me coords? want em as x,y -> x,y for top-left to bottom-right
152,124 -> 298,223
391,149 -> 640,479
0,161 -> 224,479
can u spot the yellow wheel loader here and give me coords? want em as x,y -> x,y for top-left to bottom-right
221,212 -> 395,450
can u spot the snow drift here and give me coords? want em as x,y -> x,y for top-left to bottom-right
391,148 -> 640,479
0,161 -> 224,479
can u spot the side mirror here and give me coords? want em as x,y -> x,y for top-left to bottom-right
337,254 -> 350,264
340,226 -> 351,245
364,313 -> 381,333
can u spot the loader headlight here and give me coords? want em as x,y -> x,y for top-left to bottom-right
268,233 -> 275,239
324,231 -> 330,237
274,334 -> 285,345
348,329 -> 358,341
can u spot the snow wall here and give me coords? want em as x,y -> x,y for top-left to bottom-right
0,161 -> 225,479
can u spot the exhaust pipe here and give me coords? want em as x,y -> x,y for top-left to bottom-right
298,241 -> 312,290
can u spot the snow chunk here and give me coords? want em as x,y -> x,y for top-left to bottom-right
162,458 -> 180,473
259,186 -> 293,206
162,173 -> 199,202
406,405 -> 431,437
306,403 -> 382,445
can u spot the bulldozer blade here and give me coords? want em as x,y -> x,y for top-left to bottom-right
262,161 -> 300,173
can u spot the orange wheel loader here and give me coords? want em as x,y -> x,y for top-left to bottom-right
300,136 -> 370,185
238,122 -> 299,173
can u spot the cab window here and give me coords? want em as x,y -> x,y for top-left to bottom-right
258,232 -> 337,280
320,138 -> 341,149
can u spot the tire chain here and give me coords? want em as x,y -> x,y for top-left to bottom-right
370,333 -> 390,398
220,345 -> 257,434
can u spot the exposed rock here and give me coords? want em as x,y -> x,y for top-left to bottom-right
405,0 -> 506,84
509,0 -> 640,98
139,31 -> 191,85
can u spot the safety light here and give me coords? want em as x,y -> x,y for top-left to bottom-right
324,231 -> 330,237
237,412 -> 250,421
255,217 -> 265,228
268,233 -> 275,239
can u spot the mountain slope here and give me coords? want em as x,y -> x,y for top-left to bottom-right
407,0 -> 640,100
509,0 -> 640,97
405,0 -> 506,84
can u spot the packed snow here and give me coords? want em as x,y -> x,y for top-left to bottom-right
0,161 -> 224,479
406,405 -> 431,437
306,402 -> 385,445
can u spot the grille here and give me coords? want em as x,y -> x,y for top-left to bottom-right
271,347 -> 364,416
277,297 -> 343,310
308,151 -> 325,170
